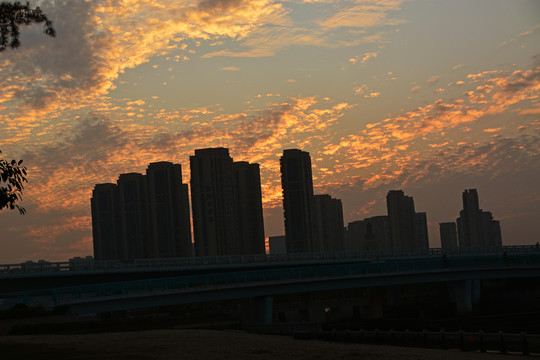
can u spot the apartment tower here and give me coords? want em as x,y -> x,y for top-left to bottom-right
190,148 -> 238,256
280,149 -> 316,253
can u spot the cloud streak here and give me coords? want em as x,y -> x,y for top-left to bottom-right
320,63 -> 540,189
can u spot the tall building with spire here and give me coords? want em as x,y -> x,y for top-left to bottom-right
280,149 -> 316,253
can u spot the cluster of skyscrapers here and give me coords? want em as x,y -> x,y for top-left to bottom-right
276,150 -> 502,253
91,147 -> 503,260
342,188 -> 502,253
440,189 -> 502,250
342,190 -> 428,253
92,148 -> 265,260
91,162 -> 191,260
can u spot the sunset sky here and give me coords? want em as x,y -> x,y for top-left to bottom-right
0,0 -> 539,263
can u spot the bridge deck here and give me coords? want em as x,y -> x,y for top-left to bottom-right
1,252 -> 539,313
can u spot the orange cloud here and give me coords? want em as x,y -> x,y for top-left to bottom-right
366,92 -> 381,98
517,107 -> 540,115
483,127 -> 502,133
319,0 -> 405,29
13,96 -> 351,220
428,75 -> 440,84
316,63 -> 540,189
350,52 -> 378,65
23,215 -> 92,246
0,0 -> 283,138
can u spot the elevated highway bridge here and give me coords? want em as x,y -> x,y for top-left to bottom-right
1,246 -> 539,319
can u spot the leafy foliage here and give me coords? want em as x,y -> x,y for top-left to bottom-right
0,150 -> 27,214
0,1 -> 55,51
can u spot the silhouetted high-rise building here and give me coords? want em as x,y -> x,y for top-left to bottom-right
280,149 -> 316,253
387,190 -> 416,250
481,211 -> 502,248
313,194 -> 345,252
458,189 -> 483,248
346,216 -> 391,252
233,161 -> 266,255
269,235 -> 287,255
91,183 -> 120,261
414,212 -> 429,249
190,148 -> 239,256
439,222 -> 458,249
117,173 -> 148,259
146,162 -> 192,258
457,189 -> 502,249
91,162 -> 192,261
190,149 -> 266,256
386,190 -> 429,250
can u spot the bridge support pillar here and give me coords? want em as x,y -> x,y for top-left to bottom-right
472,279 -> 481,304
451,280 -> 480,315
251,296 -> 273,324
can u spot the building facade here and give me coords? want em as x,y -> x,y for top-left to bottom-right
386,190 -> 429,251
457,189 -> 483,248
439,222 -> 458,249
233,161 -> 266,255
146,162 -> 192,258
457,189 -> 502,249
313,194 -> 345,252
117,172 -> 147,259
91,183 -> 120,260
280,149 -> 316,253
190,148 -> 265,256
190,148 -> 238,256
414,212 -> 429,249
91,162 -> 192,261
387,190 -> 417,250
346,216 -> 392,252
269,235 -> 287,255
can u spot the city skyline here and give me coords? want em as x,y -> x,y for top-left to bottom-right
0,0 -> 539,262
89,147 -> 505,261
90,149 -> 496,260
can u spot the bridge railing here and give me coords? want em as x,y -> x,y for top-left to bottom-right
1,252 -> 539,310
1,245 -> 539,275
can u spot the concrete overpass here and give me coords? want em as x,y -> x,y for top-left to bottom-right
1,249 -> 539,320
2,245 -> 538,292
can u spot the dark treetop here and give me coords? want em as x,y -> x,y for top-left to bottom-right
0,1 -> 55,51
